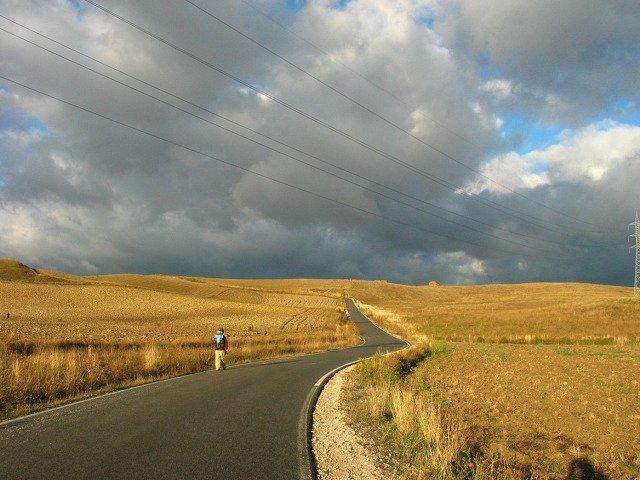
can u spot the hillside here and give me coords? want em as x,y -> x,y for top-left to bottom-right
2,260 -> 638,477
342,282 -> 640,479
0,260 -> 358,419
0,258 -> 79,284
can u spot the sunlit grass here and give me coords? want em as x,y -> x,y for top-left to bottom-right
345,282 -> 640,479
0,261 -> 359,419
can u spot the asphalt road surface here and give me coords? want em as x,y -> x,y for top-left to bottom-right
0,299 -> 405,480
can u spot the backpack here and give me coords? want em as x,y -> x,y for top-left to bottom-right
214,332 -> 225,349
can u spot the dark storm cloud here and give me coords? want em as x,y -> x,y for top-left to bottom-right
0,0 -> 638,284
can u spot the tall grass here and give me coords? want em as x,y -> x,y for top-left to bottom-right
0,268 -> 361,420
0,323 -> 357,420
351,345 -> 512,480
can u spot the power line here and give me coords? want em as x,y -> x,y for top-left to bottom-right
0,17 -> 610,251
0,14 -> 579,239
0,19 -> 590,250
238,0 -> 480,149
77,0 -> 601,236
0,73 -> 571,263
241,0 -> 409,108
0,25 -> 569,257
80,0 -> 603,234
81,0 -> 597,236
180,0 -> 601,229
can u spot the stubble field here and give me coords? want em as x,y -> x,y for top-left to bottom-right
344,281 -> 640,479
0,259 -> 358,420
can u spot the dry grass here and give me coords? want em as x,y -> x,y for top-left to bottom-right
0,259 -> 358,420
3,260 -> 639,478
347,281 -> 640,344
350,343 -> 640,479
345,281 -> 640,479
350,346 -> 470,480
417,342 -> 640,478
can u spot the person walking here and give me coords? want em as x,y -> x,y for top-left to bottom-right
214,328 -> 228,371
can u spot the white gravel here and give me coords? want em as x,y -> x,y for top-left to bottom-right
312,365 -> 387,480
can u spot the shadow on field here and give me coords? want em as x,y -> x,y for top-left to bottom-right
566,457 -> 608,480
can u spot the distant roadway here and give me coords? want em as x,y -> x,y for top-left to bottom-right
0,299 -> 405,480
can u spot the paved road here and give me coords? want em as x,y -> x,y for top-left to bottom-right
0,299 -> 405,480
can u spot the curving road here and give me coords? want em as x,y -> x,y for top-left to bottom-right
0,299 -> 405,480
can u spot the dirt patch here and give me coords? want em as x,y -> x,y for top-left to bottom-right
313,365 -> 392,480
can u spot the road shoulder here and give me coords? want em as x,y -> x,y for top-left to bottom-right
312,364 -> 393,480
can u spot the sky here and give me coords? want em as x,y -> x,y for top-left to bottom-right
0,0 -> 639,285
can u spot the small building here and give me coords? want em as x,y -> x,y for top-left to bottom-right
428,281 -> 440,288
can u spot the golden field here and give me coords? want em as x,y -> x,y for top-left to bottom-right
344,282 -> 640,479
0,259 -> 359,420
2,259 -> 639,478
348,281 -> 639,344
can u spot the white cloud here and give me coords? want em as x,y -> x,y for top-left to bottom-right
436,0 -> 640,122
0,127 -> 46,146
480,79 -> 516,100
474,121 -> 640,193
432,251 -> 487,284
471,102 -> 503,131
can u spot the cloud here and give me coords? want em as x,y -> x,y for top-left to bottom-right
475,121 -> 640,193
436,0 -> 640,122
0,0 -> 637,285
431,251 -> 488,284
480,79 -> 516,101
0,127 -> 46,146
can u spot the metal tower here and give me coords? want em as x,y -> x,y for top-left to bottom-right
630,212 -> 640,296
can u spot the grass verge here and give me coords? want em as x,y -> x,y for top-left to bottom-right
347,342 -> 640,479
